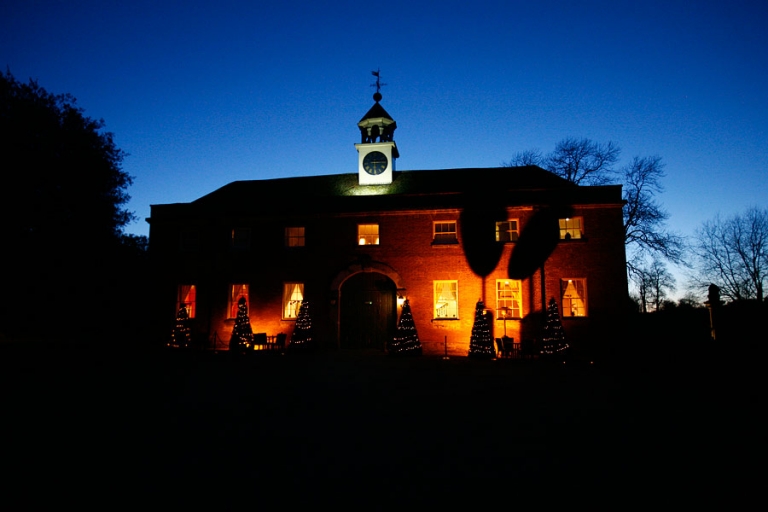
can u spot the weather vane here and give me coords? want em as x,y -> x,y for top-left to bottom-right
371,68 -> 386,94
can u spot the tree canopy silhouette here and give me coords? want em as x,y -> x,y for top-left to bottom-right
0,70 -> 141,339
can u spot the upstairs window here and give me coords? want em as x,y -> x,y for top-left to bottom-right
559,217 -> 583,240
561,278 -> 587,317
285,227 -> 305,247
231,228 -> 251,250
496,280 -> 521,318
358,224 -> 379,245
177,284 -> 197,319
433,221 -> 458,245
283,282 -> 304,319
229,284 -> 249,319
434,280 -> 459,319
180,230 -> 200,252
495,220 -> 520,242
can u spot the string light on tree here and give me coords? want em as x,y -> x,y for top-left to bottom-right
389,298 -> 422,356
540,297 -> 570,358
288,300 -> 314,352
468,300 -> 495,358
168,303 -> 191,349
229,297 -> 254,354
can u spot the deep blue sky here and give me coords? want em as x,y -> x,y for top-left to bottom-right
3,0 -> 767,290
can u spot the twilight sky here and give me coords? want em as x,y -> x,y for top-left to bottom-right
3,0 -> 767,291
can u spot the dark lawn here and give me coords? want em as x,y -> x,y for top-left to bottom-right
1,344 -> 760,504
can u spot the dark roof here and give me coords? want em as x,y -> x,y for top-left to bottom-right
359,102 -> 394,122
151,167 -> 623,219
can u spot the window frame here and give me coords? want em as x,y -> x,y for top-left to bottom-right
495,219 -> 520,243
228,284 -> 249,319
177,284 -> 197,319
433,280 -> 459,319
559,217 -> 583,240
285,226 -> 305,247
561,278 -> 588,317
358,224 -> 380,246
495,279 -> 522,319
433,221 -> 458,245
231,228 -> 251,250
282,282 -> 304,320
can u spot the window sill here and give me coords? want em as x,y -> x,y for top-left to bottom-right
431,317 -> 459,322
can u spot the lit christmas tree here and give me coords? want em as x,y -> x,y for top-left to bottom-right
540,297 -> 569,358
168,303 -> 191,349
389,299 -> 422,356
288,300 -> 314,352
229,297 -> 254,354
468,300 -> 495,358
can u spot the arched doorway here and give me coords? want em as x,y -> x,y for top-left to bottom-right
340,272 -> 397,350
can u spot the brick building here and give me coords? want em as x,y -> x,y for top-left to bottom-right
148,91 -> 628,357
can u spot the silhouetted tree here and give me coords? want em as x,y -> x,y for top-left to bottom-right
468,300 -> 495,358
692,207 -> 767,302
506,139 -> 683,282
0,70 -> 141,340
229,297 -> 253,353
635,257 -> 676,313
623,156 -> 684,277
507,137 -> 619,185
389,299 -> 422,356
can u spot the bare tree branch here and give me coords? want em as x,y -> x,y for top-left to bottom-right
692,207 -> 767,302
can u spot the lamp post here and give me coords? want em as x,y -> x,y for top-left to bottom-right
498,306 -> 511,338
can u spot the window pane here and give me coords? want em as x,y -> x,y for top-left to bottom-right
433,221 -> 458,244
231,228 -> 251,250
496,280 -> 521,318
434,281 -> 458,318
561,279 -> 587,317
283,282 -> 304,319
285,227 -> 305,247
229,284 -> 248,319
177,284 -> 196,319
496,220 -> 519,242
559,217 -> 583,240
358,224 -> 379,245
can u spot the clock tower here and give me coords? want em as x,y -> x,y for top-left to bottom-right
356,72 -> 398,185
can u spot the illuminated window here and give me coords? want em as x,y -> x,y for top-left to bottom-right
496,280 -> 521,318
180,230 -> 199,252
177,284 -> 197,319
283,282 -> 304,319
433,221 -> 458,244
559,217 -> 583,240
561,279 -> 587,317
231,228 -> 251,250
358,224 -> 379,245
434,280 -> 458,319
285,227 -> 305,247
229,284 -> 249,319
495,220 -> 519,242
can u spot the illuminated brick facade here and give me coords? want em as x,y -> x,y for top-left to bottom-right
148,96 -> 628,357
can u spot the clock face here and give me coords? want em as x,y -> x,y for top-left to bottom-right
363,151 -> 388,175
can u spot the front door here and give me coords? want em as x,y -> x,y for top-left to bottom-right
340,272 -> 396,350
